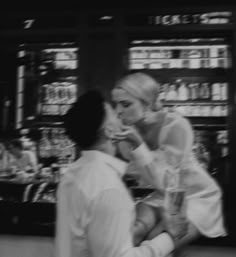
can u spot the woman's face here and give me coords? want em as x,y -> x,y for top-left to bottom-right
112,88 -> 145,125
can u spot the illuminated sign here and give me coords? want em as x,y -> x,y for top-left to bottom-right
125,12 -> 233,26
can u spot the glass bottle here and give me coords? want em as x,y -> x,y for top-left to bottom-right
164,168 -> 187,235
178,83 -> 188,101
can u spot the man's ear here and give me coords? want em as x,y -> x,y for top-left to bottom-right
103,125 -> 115,140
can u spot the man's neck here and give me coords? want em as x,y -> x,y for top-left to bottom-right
89,141 -> 116,157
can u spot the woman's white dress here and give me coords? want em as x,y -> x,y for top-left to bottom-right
120,111 -> 227,238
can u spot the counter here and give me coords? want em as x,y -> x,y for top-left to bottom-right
0,178 -> 235,247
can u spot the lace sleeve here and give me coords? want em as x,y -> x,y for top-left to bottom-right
131,117 -> 193,190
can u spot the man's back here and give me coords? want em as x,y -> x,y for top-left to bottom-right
55,150 -> 133,257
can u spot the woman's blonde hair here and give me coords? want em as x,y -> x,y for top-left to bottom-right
114,72 -> 160,110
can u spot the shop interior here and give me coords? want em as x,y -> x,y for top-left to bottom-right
0,3 -> 236,257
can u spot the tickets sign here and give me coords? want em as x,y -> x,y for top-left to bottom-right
125,12 -> 233,26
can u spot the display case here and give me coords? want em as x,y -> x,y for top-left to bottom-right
16,43 -> 79,166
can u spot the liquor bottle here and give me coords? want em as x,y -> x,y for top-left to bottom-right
212,83 -> 221,100
217,59 -> 226,68
210,46 -> 218,58
130,60 -> 144,69
201,48 -> 210,58
159,84 -> 167,101
178,83 -> 188,101
199,83 -> 210,99
129,49 -> 137,59
218,47 -> 227,58
211,106 -> 221,116
182,59 -> 190,69
164,168 -> 187,235
189,83 -> 199,100
220,105 -> 228,116
150,49 -> 161,58
166,84 -> 178,100
189,50 -> 200,69
220,83 -> 228,100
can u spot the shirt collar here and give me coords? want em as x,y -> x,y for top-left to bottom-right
81,150 -> 127,177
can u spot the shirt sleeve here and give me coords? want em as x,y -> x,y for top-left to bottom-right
131,119 -> 193,190
87,188 -> 174,257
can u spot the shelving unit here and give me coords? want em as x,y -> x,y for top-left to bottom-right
16,43 -> 79,165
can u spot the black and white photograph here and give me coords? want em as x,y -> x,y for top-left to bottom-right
0,2 -> 236,257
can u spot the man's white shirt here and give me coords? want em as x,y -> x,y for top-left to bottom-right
55,150 -> 174,257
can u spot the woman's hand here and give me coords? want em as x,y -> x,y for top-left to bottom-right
163,213 -> 188,248
112,125 -> 143,149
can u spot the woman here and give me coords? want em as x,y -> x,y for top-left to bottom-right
111,72 -> 227,247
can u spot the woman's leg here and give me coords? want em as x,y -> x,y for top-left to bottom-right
174,221 -> 200,250
133,202 -> 163,246
146,217 -> 201,255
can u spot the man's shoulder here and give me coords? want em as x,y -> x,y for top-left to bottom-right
63,157 -> 126,200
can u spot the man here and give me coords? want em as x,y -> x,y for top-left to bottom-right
55,90 -> 186,257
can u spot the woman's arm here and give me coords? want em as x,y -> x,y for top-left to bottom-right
116,119 -> 193,190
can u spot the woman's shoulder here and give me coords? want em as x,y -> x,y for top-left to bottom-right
165,111 -> 189,124
163,111 -> 192,134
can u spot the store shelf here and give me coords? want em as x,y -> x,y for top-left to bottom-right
189,116 -> 227,122
192,124 -> 227,129
125,24 -> 234,34
128,68 -> 232,76
163,101 -> 227,105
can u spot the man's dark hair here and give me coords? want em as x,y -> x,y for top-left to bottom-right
63,90 -> 106,149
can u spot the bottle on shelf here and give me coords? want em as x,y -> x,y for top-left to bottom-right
212,83 -> 221,100
159,83 -> 168,101
166,84 -> 178,101
188,83 -> 199,100
211,106 -> 222,117
178,82 -> 188,101
199,82 -> 210,99
220,83 -> 228,100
